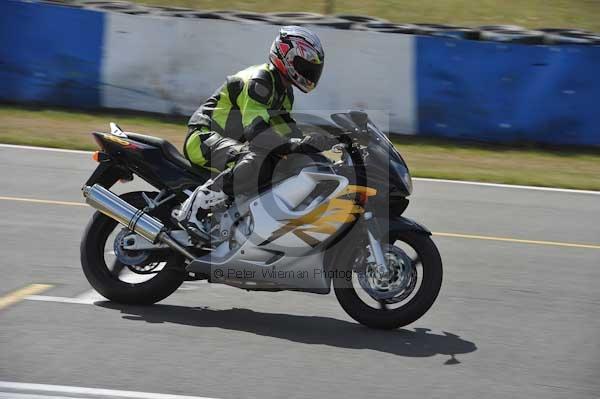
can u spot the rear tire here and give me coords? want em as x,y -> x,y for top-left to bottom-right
334,231 -> 442,329
80,191 -> 185,305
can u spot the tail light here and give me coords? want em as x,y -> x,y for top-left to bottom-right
91,151 -> 110,163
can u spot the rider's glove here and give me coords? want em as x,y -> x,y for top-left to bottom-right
290,133 -> 337,154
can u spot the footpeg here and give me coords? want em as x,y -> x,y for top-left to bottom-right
181,221 -> 211,242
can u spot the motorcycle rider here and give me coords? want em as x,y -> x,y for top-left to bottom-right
176,26 -> 335,228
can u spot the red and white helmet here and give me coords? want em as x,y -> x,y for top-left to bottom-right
269,26 -> 325,93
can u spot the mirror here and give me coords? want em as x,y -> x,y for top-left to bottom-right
349,111 -> 368,131
331,113 -> 359,132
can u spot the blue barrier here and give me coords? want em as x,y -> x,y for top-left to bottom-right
416,37 -> 600,146
0,1 -> 104,107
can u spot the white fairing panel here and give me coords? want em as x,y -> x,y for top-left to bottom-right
251,170 -> 349,254
190,168 -> 357,292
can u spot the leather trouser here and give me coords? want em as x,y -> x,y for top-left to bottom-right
184,127 -> 277,197
183,128 -> 242,170
229,150 -> 281,197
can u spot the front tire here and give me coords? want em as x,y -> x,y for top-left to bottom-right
80,191 -> 185,305
334,231 -> 442,329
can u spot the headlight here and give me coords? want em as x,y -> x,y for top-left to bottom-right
400,169 -> 413,195
390,158 -> 413,195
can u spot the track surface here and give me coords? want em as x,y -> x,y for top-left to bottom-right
0,146 -> 599,399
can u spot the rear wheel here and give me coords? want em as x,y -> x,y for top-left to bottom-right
80,191 -> 185,305
334,231 -> 442,329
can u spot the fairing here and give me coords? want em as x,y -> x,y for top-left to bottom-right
330,113 -> 413,197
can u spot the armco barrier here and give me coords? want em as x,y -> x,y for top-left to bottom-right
1,0 -> 599,146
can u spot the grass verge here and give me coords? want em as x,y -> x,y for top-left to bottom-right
1,104 -> 598,190
130,0 -> 600,32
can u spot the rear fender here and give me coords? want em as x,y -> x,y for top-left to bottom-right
85,159 -> 131,189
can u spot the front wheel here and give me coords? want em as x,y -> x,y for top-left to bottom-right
80,191 -> 185,305
333,231 -> 442,329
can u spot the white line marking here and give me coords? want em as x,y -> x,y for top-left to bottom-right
0,144 -> 92,154
0,391 -> 76,399
74,289 -> 107,303
1,143 -> 598,194
27,289 -> 109,305
414,177 -> 600,195
0,381 -> 220,399
25,295 -> 96,305
26,282 -> 231,304
26,289 -> 106,305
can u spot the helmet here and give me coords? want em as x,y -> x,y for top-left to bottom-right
269,26 -> 325,93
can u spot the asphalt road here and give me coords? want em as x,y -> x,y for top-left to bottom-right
0,145 -> 599,399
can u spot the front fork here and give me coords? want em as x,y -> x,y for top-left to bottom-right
364,211 -> 387,269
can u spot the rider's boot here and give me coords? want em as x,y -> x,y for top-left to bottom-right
172,180 -> 228,238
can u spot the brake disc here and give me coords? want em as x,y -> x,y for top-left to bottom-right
357,243 -> 417,303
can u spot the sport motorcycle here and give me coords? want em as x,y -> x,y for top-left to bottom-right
80,111 -> 442,329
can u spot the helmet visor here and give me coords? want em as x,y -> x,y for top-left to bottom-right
292,56 -> 323,86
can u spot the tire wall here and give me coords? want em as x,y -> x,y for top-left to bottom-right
1,0 -> 599,146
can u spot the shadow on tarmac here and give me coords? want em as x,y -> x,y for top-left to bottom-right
98,302 -> 477,364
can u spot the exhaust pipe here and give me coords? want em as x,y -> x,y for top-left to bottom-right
83,184 -> 163,242
82,184 -> 195,260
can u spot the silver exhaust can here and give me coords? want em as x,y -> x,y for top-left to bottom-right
82,184 -> 164,243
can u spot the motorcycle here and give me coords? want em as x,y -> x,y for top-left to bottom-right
80,111 -> 442,329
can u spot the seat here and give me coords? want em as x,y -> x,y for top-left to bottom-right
125,132 -> 209,177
